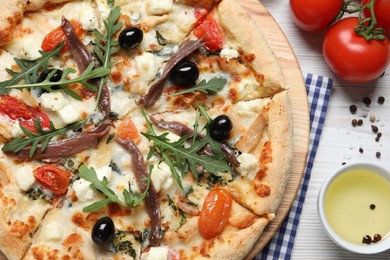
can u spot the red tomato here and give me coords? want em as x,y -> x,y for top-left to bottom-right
198,188 -> 232,239
194,7 -> 208,27
33,165 -> 71,195
323,17 -> 390,83
0,95 -> 50,132
41,20 -> 84,52
116,117 -> 141,144
290,0 -> 344,32
361,0 -> 390,37
193,16 -> 224,52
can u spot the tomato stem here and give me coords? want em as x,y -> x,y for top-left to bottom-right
342,0 -> 386,41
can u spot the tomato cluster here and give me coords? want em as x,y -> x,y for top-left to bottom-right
290,0 -> 390,83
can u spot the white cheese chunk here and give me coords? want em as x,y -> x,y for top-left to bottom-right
42,221 -> 64,241
11,123 -> 23,138
146,0 -> 172,15
220,47 -> 239,60
135,52 -> 159,83
40,92 -> 69,112
237,153 -> 260,179
151,162 -> 173,193
141,245 -> 170,260
235,99 -> 262,118
57,104 -> 80,125
73,179 -> 95,201
111,94 -> 136,118
96,166 -> 113,182
14,165 -> 35,192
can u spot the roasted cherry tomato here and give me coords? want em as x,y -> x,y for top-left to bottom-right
361,0 -> 390,37
194,7 -> 208,27
41,20 -> 84,52
323,17 -> 390,82
289,0 -> 344,32
0,95 -> 50,132
33,164 -> 71,195
193,16 -> 224,52
198,187 -> 232,239
116,117 -> 141,144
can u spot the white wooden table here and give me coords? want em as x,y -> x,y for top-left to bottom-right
261,0 -> 390,259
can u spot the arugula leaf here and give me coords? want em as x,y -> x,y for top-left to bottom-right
0,43 -> 64,94
78,164 -> 152,212
142,132 -> 231,181
169,77 -> 227,96
106,0 -> 115,8
78,164 -> 124,212
93,6 -> 122,108
197,105 -> 224,156
5,63 -> 110,100
142,110 -> 184,189
142,107 -> 232,184
2,119 -> 87,157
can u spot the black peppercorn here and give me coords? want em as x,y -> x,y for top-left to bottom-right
371,125 -> 379,133
357,119 -> 363,126
370,204 -> 376,210
362,235 -> 372,244
351,119 -> 357,127
363,97 -> 371,106
373,234 -> 382,243
378,96 -> 385,105
349,105 -> 357,114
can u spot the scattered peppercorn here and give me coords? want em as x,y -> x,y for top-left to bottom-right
373,234 -> 382,243
359,148 -> 364,154
342,162 -> 346,165
378,96 -> 385,105
376,152 -> 381,158
370,115 -> 376,122
351,119 -> 357,127
363,97 -> 371,106
349,105 -> 357,114
377,132 -> 382,138
371,125 -> 379,133
375,136 -> 380,142
357,119 -> 363,126
370,204 -> 376,210
362,235 -> 372,244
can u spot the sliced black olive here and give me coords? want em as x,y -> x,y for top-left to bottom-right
38,68 -> 63,83
119,27 -> 143,49
92,216 -> 115,245
209,115 -> 232,142
169,60 -> 199,86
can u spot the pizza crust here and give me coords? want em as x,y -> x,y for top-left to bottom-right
217,0 -> 287,97
0,0 -> 75,46
228,91 -> 293,215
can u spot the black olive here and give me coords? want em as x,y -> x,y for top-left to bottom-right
91,216 -> 115,245
209,115 -> 232,142
119,27 -> 143,49
169,60 -> 199,86
38,69 -> 63,83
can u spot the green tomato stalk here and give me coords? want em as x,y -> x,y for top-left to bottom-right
341,0 -> 386,41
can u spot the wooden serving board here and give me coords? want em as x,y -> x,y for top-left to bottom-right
240,1 -> 311,258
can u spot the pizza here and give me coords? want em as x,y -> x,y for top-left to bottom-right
0,0 -> 293,259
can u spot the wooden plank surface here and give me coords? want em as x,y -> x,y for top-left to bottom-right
240,0 -> 310,258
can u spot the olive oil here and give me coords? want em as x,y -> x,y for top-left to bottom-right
324,169 -> 390,244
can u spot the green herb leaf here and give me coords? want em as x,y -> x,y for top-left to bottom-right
169,77 -> 227,96
78,164 -> 125,212
106,0 -> 115,8
5,63 -> 110,100
2,119 -> 87,157
156,31 -> 167,46
142,109 -> 184,189
78,163 -> 152,212
0,43 -> 64,94
93,6 -> 122,108
142,132 -> 231,181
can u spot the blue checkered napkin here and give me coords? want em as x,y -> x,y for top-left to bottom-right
255,73 -> 333,260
